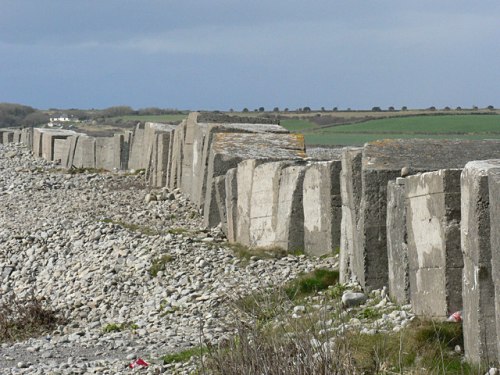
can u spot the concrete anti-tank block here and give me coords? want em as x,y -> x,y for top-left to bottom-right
247,161 -> 290,247
275,163 -> 308,252
128,123 -> 146,170
214,175 -> 227,234
461,160 -> 500,364
225,168 -> 238,242
203,131 -> 305,229
303,161 -> 342,256
406,169 -> 462,317
2,131 -> 14,144
386,178 -> 409,304
489,166 -> 500,363
340,147 -> 363,283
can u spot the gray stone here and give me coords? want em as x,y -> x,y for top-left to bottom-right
341,292 -> 367,307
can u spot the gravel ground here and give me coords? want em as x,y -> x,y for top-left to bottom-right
0,143 -> 336,374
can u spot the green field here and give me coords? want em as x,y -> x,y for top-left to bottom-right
283,115 -> 500,146
109,112 -> 500,146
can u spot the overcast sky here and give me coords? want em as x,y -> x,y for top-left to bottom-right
1,0 -> 499,110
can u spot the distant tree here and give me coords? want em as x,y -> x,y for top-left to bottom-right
229,108 -> 234,112
258,107 -> 265,112
0,103 -> 36,128
456,106 -> 462,111
346,107 -> 352,111
332,107 -> 338,112
22,111 -> 49,127
472,105 -> 478,110
303,106 -> 311,113
401,106 -> 408,111
487,105 -> 495,110
284,108 -> 289,112
388,106 -> 395,111
321,107 -> 325,112
444,106 -> 451,111
273,107 -> 279,112
242,108 -> 249,113
372,106 -> 382,112
254,109 -> 259,112
101,106 -> 135,117
66,109 -> 90,120
137,107 -> 167,116
428,106 -> 436,111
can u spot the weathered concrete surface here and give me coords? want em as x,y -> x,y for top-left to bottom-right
489,166 -> 500,363
406,169 -> 462,317
340,148 -> 363,283
235,159 -> 260,245
179,113 -> 201,199
275,163 -> 307,252
196,119 -> 297,209
247,161 -> 290,248
303,161 -> 342,256
202,132 -> 305,228
143,122 -> 176,187
34,129 -> 77,162
95,137 -> 117,170
233,160 -> 308,251
167,119 -> 187,191
2,131 -> 14,144
20,128 -> 33,148
344,139 -> 500,290
461,160 -> 500,364
168,112 -> 294,208
225,168 -> 238,242
213,175 -> 227,233
70,135 -> 96,168
128,123 -> 146,170
386,178 -> 409,305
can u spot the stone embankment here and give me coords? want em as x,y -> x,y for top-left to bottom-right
2,112 -> 500,367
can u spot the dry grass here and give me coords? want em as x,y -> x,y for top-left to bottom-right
199,285 -> 487,375
0,293 -> 65,343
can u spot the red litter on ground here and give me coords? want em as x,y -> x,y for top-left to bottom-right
447,311 -> 462,322
129,358 -> 149,369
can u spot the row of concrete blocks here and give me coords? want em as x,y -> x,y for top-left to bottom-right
28,123 -> 179,172
7,118 -> 500,364
139,116 -> 500,364
336,139 -> 500,365
0,128 -> 32,146
148,113 -> 345,256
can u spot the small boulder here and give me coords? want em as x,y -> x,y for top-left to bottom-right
401,166 -> 410,177
144,193 -> 157,203
341,292 -> 367,307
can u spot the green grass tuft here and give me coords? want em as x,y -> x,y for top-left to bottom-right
102,321 -> 138,333
285,268 -> 339,299
161,346 -> 207,364
149,254 -> 174,277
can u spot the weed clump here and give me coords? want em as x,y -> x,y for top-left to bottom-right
0,293 -> 65,343
102,321 -> 138,333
